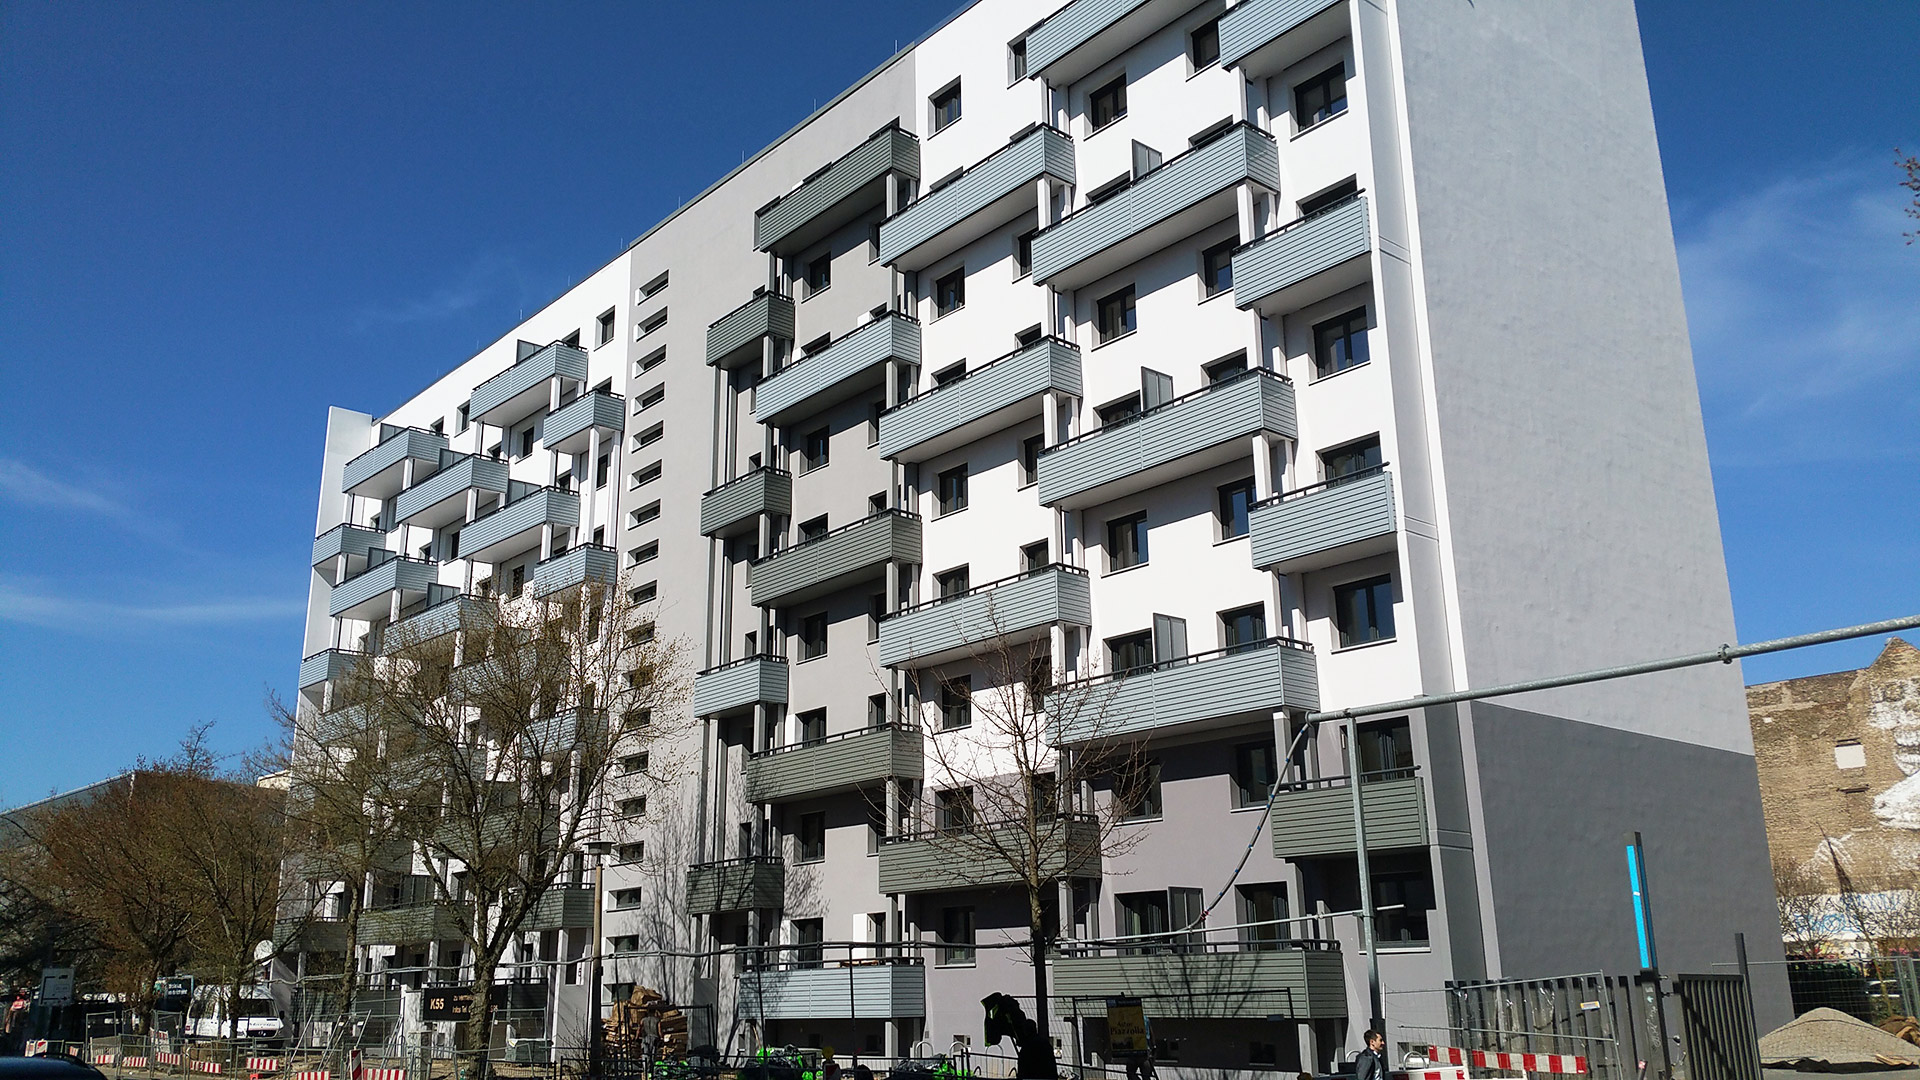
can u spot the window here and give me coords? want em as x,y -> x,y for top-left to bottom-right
610,888 -> 643,910
802,427 -> 830,472
933,361 -> 967,387
1089,75 -> 1127,130
1836,741 -> 1868,770
1293,63 -> 1348,128
1374,861 -> 1434,945
1205,351 -> 1248,385
1354,716 -> 1415,778
1333,574 -> 1395,646
517,426 -> 536,459
1107,512 -> 1148,571
940,906 -> 976,965
1120,761 -> 1162,821
1221,604 -> 1267,652
797,813 -> 826,864
618,797 -> 646,818
616,842 -> 645,864
1217,478 -> 1255,539
1019,434 -> 1044,486
1322,436 -> 1382,481
937,465 -> 969,515
800,333 -> 832,359
597,308 -> 616,346
636,347 -> 666,376
792,709 -> 827,747
509,564 -> 526,598
1201,238 -> 1235,297
1014,228 -> 1037,278
456,403 -> 470,432
804,254 -> 831,297
429,417 -> 444,435
595,452 -> 611,489
934,268 -> 966,318
940,676 -> 973,729
800,612 -> 829,660
1312,307 -> 1370,378
937,565 -> 971,599
1086,173 -> 1130,205
634,422 -> 664,451
1233,741 -> 1278,808
868,400 -> 884,446
1107,631 -> 1153,675
637,384 -> 665,411
1116,891 -> 1170,952
1188,17 -> 1220,68
931,80 -> 962,133
1096,285 -> 1136,343
1015,324 -> 1043,347
937,786 -> 975,833
639,271 -> 668,299
562,330 -> 581,348
798,515 -> 829,542
791,917 -> 824,967
1021,540 -> 1050,572
1237,884 -> 1289,950
619,752 -> 649,775
639,309 -> 667,337
1300,178 -> 1359,217
1008,36 -> 1028,82
629,501 -> 661,528
629,581 -> 657,605
628,542 -> 659,567
630,461 -> 662,489
1189,117 -> 1234,149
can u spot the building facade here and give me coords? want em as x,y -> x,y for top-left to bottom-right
291,0 -> 1785,1070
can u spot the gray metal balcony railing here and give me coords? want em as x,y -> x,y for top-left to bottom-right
523,883 -> 594,932
342,424 -> 448,500
1031,122 -> 1279,290
530,543 -> 618,599
1219,0 -> 1345,78
738,954 -> 927,1021
311,523 -> 389,578
382,591 -> 493,652
700,466 -> 793,539
1269,769 -> 1429,859
691,653 -> 790,717
877,564 -> 1090,668
1025,0 -> 1196,85
393,450 -> 510,529
469,341 -> 589,428
755,122 -> 920,257
298,648 -> 365,692
707,290 -> 796,369
459,485 -> 579,564
1048,636 -> 1319,743
542,389 -> 624,455
1035,367 -> 1296,509
1249,464 -> 1397,573
876,336 -> 1082,463
686,856 -> 786,916
876,814 -> 1101,894
875,124 -> 1075,271
358,901 -> 469,945
1051,937 -> 1348,1019
328,552 -> 439,620
753,312 -> 922,426
747,509 -> 922,609
744,722 -> 923,803
1231,192 -> 1371,316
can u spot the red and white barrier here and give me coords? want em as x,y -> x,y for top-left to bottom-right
1397,1069 -> 1471,1080
123,1057 -> 150,1069
156,1053 -> 183,1067
94,1055 -> 117,1066
294,1071 -> 331,1080
245,1060 -> 280,1072
192,1061 -> 224,1074
1428,1045 -> 1588,1075
355,1068 -> 405,1080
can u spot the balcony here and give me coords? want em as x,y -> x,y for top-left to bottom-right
748,510 -> 922,609
1220,0 -> 1347,80
739,960 -> 926,1021
298,648 -> 365,697
328,553 -> 439,620
686,857 -> 785,915
312,524 -> 389,585
876,124 -> 1075,271
753,313 -> 922,426
531,544 -> 618,599
1026,0 -> 1201,86
1052,941 -> 1347,1020
744,723 -> 923,804
359,902 -> 468,944
878,565 -> 1090,668
1048,637 -> 1320,744
383,592 -> 493,652
1031,123 -> 1278,290
459,485 -> 579,564
877,814 -> 1100,894
1232,193 -> 1371,317
393,451 -> 509,530
1250,466 -> 1396,574
542,391 -> 624,455
524,884 -> 594,932
708,291 -> 795,370
755,122 -> 920,257
692,655 -> 790,718
470,341 -> 590,428
1269,771 -> 1430,859
876,337 -> 1081,463
1035,368 -> 1296,510
524,707 -> 601,752
700,467 -> 793,539
275,916 -> 349,954
343,425 -> 448,500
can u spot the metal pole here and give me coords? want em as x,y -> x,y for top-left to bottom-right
589,863 -> 605,1079
1346,716 -> 1383,1035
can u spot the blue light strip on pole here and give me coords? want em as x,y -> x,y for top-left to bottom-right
1628,839 -> 1656,971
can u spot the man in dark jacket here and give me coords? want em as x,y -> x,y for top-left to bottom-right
1354,1029 -> 1388,1080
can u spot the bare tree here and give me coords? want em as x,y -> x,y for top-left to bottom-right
1899,148 -> 1920,244
1773,854 -> 1835,958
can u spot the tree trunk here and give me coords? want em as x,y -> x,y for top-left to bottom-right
463,954 -> 498,1080
335,885 -> 363,1080
1027,889 -> 1058,1079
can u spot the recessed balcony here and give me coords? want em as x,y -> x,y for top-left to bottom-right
1269,771 -> 1430,859
342,425 -> 448,501
524,883 -> 594,931
383,592 -> 493,652
878,564 -> 1090,668
755,122 -> 920,257
469,341 -> 590,429
1232,193 -> 1371,318
298,648 -> 365,701
708,291 -> 795,370
876,124 -> 1075,272
275,916 -> 349,954
739,960 -> 926,1021
1249,466 -> 1396,574
1035,368 -> 1296,510
312,523 -> 389,585
359,901 -> 467,945
744,723 -> 923,804
1220,0 -> 1348,81
393,451 -> 510,530
700,467 -> 793,539
1025,0 -> 1201,86
1048,637 -> 1319,744
328,553 -> 439,621
753,312 -> 922,427
692,654 -> 790,719
1030,122 -> 1278,290
748,510 -> 922,609
876,337 -> 1081,463
686,857 -> 785,916
456,485 -> 579,565
1052,940 -> 1348,1020
876,814 -> 1101,894
530,544 -> 617,599
542,390 -> 624,455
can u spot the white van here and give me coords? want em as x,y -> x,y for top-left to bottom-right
186,990 -> 284,1043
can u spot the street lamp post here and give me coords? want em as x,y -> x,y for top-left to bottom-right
586,840 -> 613,1078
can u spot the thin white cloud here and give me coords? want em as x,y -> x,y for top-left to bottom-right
0,580 -> 305,632
351,252 -> 528,331
0,458 -> 128,517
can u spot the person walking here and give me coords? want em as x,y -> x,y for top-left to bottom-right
1355,1029 -> 1388,1080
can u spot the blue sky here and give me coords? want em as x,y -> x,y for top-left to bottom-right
1,1 -> 1915,804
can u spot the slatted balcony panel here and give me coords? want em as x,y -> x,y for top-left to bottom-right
542,391 -> 624,455
298,648 -> 365,691
753,313 -> 921,426
460,488 -> 579,564
692,655 -> 790,718
1249,467 -> 1396,573
876,125 -> 1074,271
328,556 -> 438,619
1219,0 -> 1346,79
530,544 -> 618,599
1269,774 -> 1429,859
470,342 -> 589,428
343,426 -> 447,500
1049,638 -> 1320,744
1231,195 -> 1371,316
1051,945 -> 1348,1020
385,594 -> 494,650
876,338 -> 1081,463
700,468 -> 793,539
685,858 -> 786,915
1025,0 -> 1199,86
877,565 -> 1090,668
744,724 -> 923,804
738,962 -> 927,1021
523,885 -> 594,931
312,524 -> 388,575
755,124 -> 920,257
747,511 -> 922,609
707,292 -> 796,369
876,816 -> 1100,894
394,454 -> 509,529
358,902 -> 468,944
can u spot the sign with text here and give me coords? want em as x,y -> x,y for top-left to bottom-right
1106,996 -> 1148,1055
420,987 -> 473,1022
40,968 -> 74,1007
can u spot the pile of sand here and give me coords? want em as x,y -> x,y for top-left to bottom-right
1761,1008 -> 1920,1070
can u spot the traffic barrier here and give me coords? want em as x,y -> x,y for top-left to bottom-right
156,1053 -> 184,1067
245,1060 -> 280,1072
193,1062 -> 224,1074
355,1069 -> 405,1080
94,1055 -> 116,1066
1396,1069 -> 1470,1080
295,1071 -> 331,1080
1428,1045 -> 1588,1074
123,1058 -> 150,1069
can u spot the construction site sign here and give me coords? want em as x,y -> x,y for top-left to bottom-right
420,987 -> 473,1021
1107,997 -> 1148,1054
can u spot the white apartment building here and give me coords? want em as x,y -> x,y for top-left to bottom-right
292,0 -> 1786,1071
